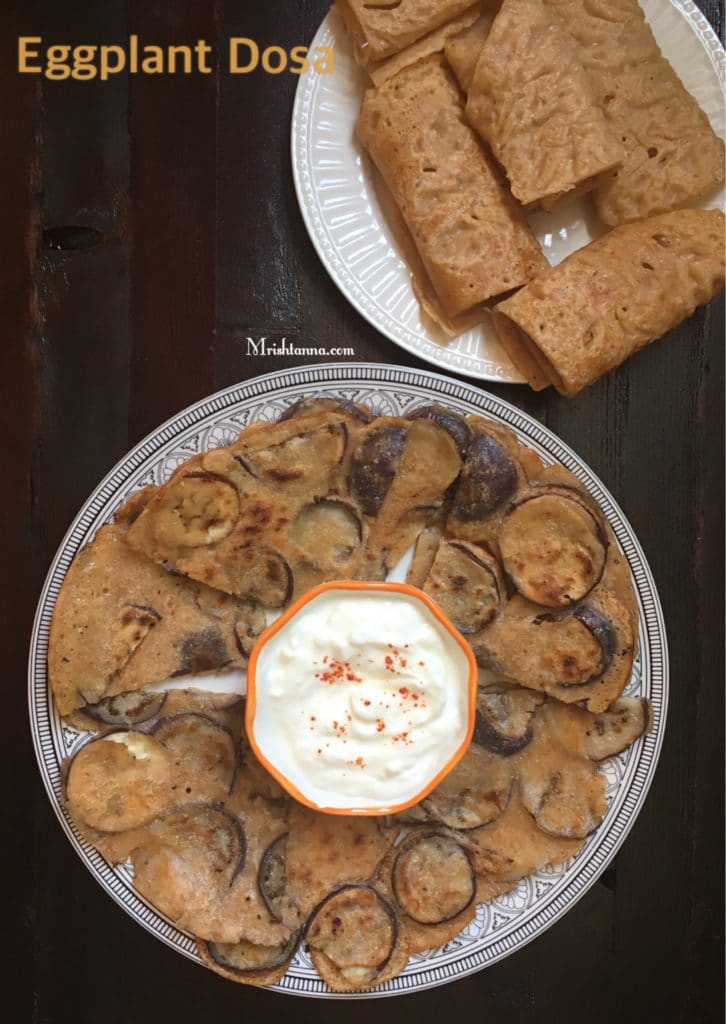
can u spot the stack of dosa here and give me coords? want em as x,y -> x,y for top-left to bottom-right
491,208 -> 726,396
357,54 -> 546,327
465,0 -> 624,209
335,0 -> 480,69
544,0 -> 725,225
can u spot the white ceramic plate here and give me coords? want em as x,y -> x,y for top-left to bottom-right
291,1 -> 725,382
29,364 -> 668,997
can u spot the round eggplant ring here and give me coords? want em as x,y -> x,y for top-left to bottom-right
305,884 -> 399,990
200,929 -> 301,984
473,688 -> 543,756
152,713 -> 237,795
420,745 -> 513,829
423,540 -> 503,635
520,759 -> 608,840
392,832 -> 475,925
84,690 -> 167,729
258,832 -> 289,923
65,731 -> 174,833
499,491 -> 607,607
152,472 -> 240,548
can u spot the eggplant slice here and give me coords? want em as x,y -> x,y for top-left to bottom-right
306,884 -> 401,991
236,420 -> 348,497
519,752 -> 607,840
423,539 -> 503,634
85,690 -> 167,729
473,688 -> 544,756
499,490 -> 607,607
451,431 -> 519,523
278,395 -> 372,424
288,498 -> 362,578
407,404 -> 471,457
131,804 -> 246,937
65,732 -> 175,833
258,833 -> 292,924
530,696 -> 651,765
392,833 -> 475,924
420,744 -> 513,829
478,592 -> 634,712
151,473 -> 241,548
153,713 -> 237,795
200,930 -> 301,986
349,421 -> 409,516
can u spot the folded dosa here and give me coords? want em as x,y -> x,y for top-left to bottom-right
49,490 -> 263,716
336,0 -> 479,67
466,0 -> 623,209
444,8 -> 495,93
357,55 -> 547,318
544,0 -> 725,225
369,7 -> 482,87
492,209 -> 726,397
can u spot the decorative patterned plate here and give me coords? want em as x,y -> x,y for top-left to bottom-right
291,0 -> 725,382
29,364 -> 668,998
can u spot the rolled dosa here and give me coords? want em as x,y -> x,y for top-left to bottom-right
465,0 -> 624,209
544,0 -> 725,226
336,0 -> 479,67
492,208 -> 726,397
357,54 -> 547,319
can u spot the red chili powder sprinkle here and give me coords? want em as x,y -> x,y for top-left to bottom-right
363,699 -> 371,706
376,719 -> 385,732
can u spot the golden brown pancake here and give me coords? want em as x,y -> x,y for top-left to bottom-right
357,54 -> 547,320
492,208 -> 726,396
49,490 -> 265,716
465,0 -> 623,209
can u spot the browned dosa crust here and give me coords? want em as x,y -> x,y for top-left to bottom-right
465,0 -> 623,209
357,54 -> 546,318
492,208 -> 726,396
544,0 -> 725,225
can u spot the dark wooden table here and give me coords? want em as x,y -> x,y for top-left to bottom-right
4,2 -> 723,1021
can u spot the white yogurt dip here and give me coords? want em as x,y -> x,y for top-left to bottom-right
250,588 -> 472,811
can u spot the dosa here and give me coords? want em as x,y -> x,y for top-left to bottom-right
465,0 -> 623,209
357,54 -> 546,319
544,0 -> 725,225
492,208 -> 725,396
336,0 -> 479,67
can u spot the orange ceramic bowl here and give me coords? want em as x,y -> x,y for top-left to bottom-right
245,580 -> 478,816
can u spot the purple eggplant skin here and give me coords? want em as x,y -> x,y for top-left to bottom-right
391,832 -> 476,925
84,690 -> 167,728
204,928 -> 302,975
573,606 -> 617,673
472,711 -> 533,757
531,603 -> 617,684
407,405 -> 471,457
452,433 -> 519,522
257,833 -> 289,922
304,883 -> 399,974
349,424 -> 408,516
277,395 -> 372,423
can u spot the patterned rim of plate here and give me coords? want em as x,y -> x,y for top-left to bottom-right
28,363 -> 668,998
291,0 -> 725,384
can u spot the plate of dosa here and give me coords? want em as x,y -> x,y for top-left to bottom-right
30,363 -> 668,996
291,0 -> 725,386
